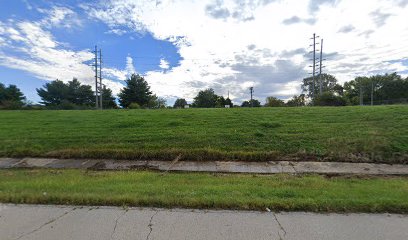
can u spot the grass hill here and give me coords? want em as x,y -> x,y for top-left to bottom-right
0,105 -> 407,163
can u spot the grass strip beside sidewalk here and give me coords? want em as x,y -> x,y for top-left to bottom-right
0,169 -> 407,213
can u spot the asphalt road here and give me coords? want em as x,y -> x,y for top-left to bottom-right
1,204 -> 407,240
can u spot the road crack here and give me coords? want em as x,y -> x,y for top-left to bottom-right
273,213 -> 286,240
110,209 -> 127,240
289,162 -> 297,175
146,211 -> 159,240
14,207 -> 76,240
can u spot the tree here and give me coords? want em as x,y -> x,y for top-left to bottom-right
37,80 -> 68,107
101,86 -> 118,109
66,78 -> 94,106
173,98 -> 187,108
118,74 -> 153,108
215,96 -> 226,108
146,94 -> 166,109
241,99 -> 261,107
0,83 -> 26,109
313,92 -> 347,106
264,96 -> 285,107
343,73 -> 408,105
225,98 -> 233,108
286,94 -> 306,107
302,74 -> 342,99
37,78 -> 102,109
192,88 -> 218,108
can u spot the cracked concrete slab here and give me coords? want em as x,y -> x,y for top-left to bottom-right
16,207 -> 128,240
275,212 -> 408,240
108,208 -> 155,240
0,204 -> 72,240
147,209 -> 280,240
0,204 -> 407,240
1,157 -> 408,175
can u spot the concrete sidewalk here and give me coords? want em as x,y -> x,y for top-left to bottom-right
1,157 -> 408,175
1,204 -> 407,240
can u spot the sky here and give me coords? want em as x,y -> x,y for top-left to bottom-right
0,0 -> 407,105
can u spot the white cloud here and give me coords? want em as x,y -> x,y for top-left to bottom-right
125,55 -> 136,76
85,0 -> 408,103
0,14 -> 125,98
39,6 -> 82,29
159,58 -> 170,69
1,0 -> 407,105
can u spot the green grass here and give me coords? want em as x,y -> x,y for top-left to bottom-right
0,105 -> 407,163
0,169 -> 407,213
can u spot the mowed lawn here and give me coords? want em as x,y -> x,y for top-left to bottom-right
0,105 -> 407,163
0,169 -> 407,213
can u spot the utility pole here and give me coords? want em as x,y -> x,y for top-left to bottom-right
308,33 -> 319,102
371,80 -> 374,106
94,45 -> 99,109
99,49 -> 103,110
319,38 -> 323,95
312,33 -> 316,100
249,87 -> 254,107
360,84 -> 364,106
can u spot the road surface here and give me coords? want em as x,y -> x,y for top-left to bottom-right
0,204 -> 407,240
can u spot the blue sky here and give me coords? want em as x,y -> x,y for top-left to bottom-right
0,0 -> 407,105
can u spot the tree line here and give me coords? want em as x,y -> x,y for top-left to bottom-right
1,72 -> 407,110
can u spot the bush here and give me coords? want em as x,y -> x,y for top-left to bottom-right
313,92 -> 347,106
128,102 -> 141,109
0,100 -> 23,110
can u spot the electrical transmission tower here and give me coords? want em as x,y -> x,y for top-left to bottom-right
93,45 -> 103,110
308,33 -> 322,100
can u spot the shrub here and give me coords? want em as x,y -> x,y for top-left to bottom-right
128,102 -> 141,109
313,92 -> 347,106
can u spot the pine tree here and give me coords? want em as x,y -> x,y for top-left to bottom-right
101,86 -> 118,109
118,74 -> 153,108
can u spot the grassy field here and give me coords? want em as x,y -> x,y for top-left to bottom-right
0,169 -> 407,213
0,105 -> 407,163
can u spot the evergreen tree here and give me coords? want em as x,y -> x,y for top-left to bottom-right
37,78 -> 97,109
37,80 -> 69,106
0,83 -> 26,109
66,78 -> 94,106
118,74 -> 153,108
101,86 -> 118,109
